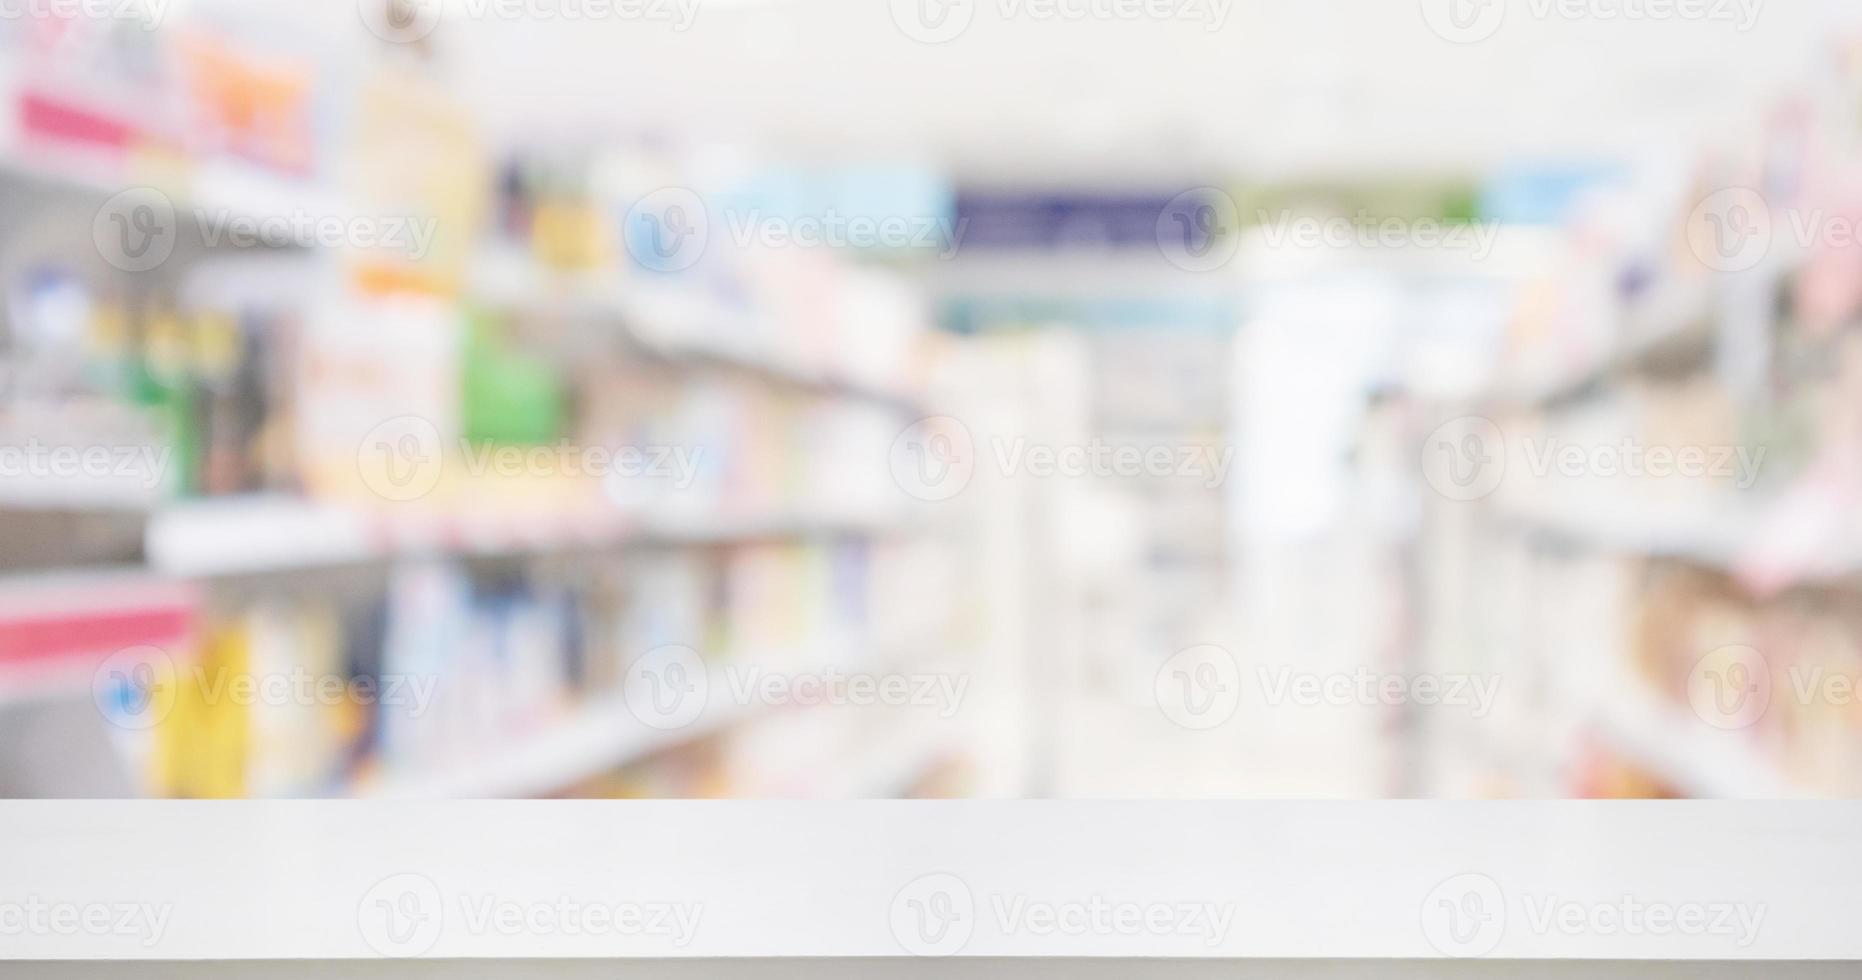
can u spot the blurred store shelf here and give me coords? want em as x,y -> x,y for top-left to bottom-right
1499,495 -> 1753,571
0,152 -> 350,251
1500,494 -> 1862,594
0,567 -> 196,704
0,473 -> 165,513
1485,280 -> 1716,409
473,258 -> 928,415
1592,678 -> 1806,799
144,495 -> 914,578
363,673 -> 757,799
827,725 -> 959,799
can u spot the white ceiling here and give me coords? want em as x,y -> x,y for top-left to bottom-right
221,0 -> 1859,185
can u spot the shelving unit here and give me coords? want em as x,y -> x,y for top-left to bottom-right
0,475 -> 167,513
0,568 -> 197,705
362,679 -> 758,799
143,495 -> 913,578
1412,59 -> 1862,799
1488,279 -> 1717,409
0,16 -> 970,802
829,725 -> 960,798
1497,496 -> 1753,573
0,149 -> 351,227
1500,494 -> 1862,595
1591,678 -> 1806,799
474,263 -> 928,414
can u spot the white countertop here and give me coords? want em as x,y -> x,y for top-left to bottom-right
0,801 -> 1856,961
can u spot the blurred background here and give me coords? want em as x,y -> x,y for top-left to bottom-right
3,0 -> 1861,798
